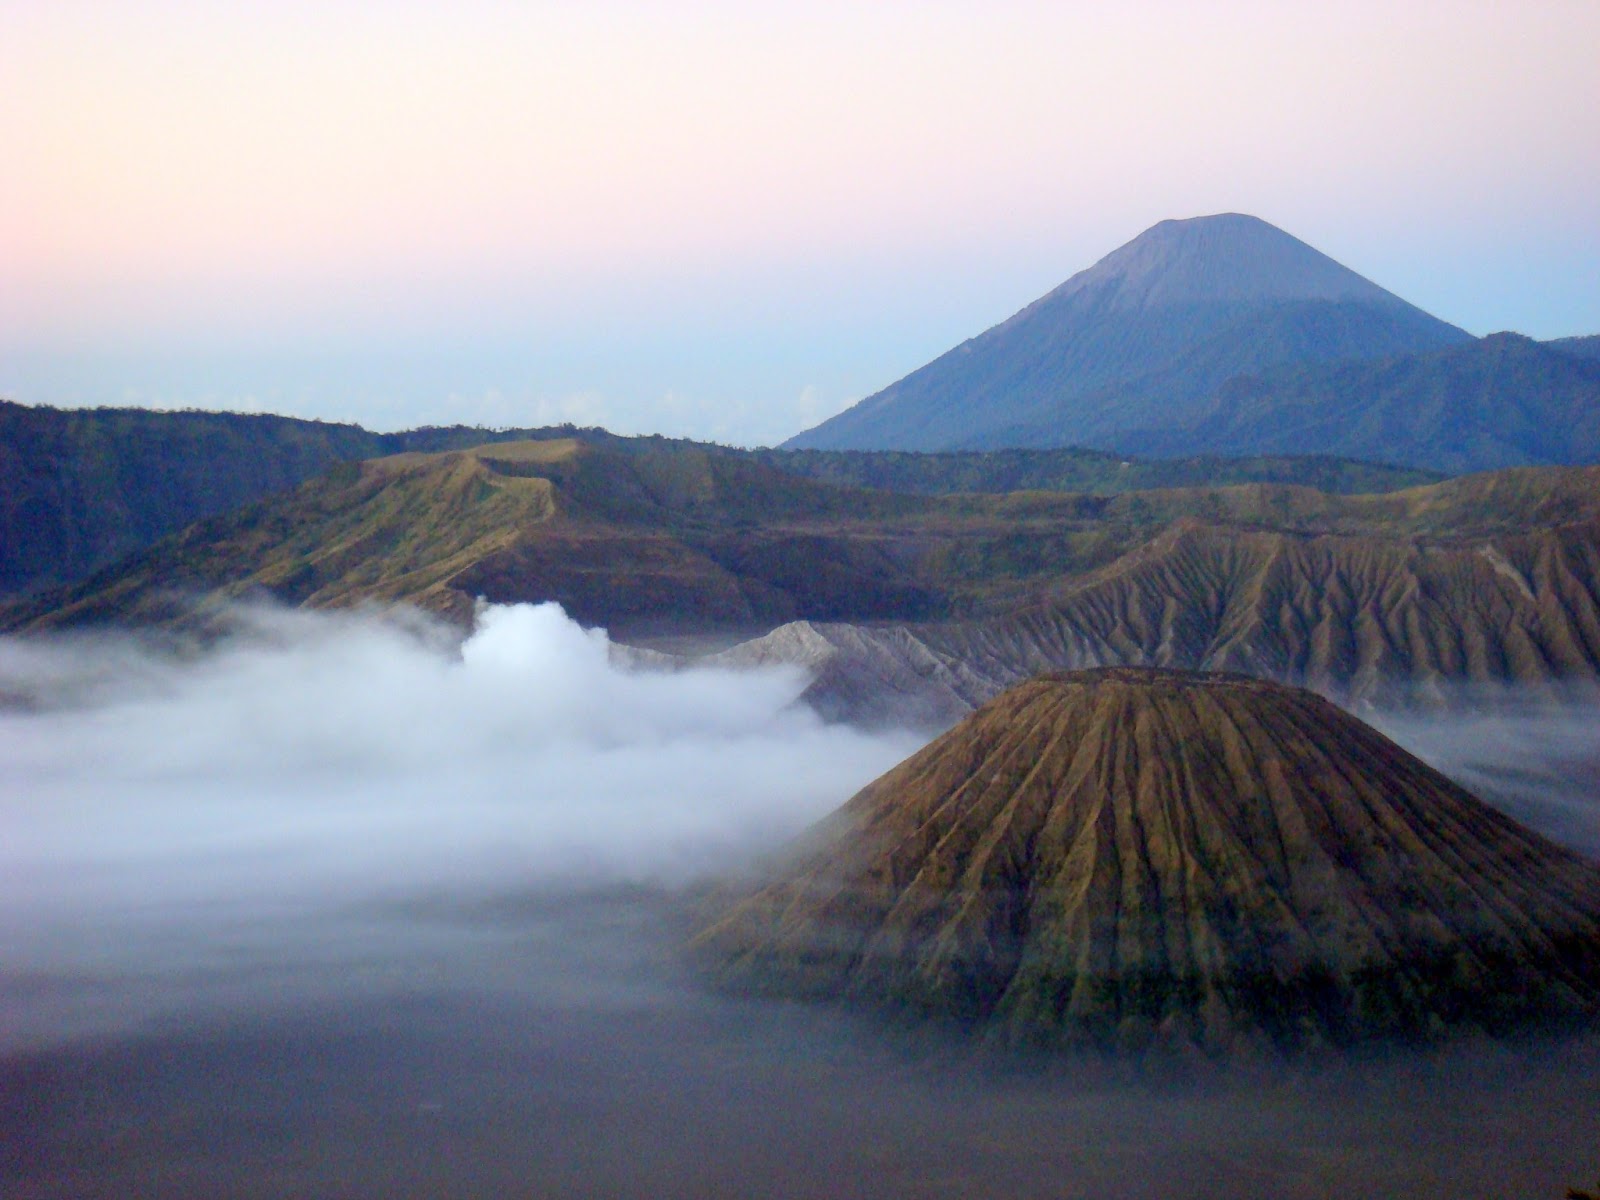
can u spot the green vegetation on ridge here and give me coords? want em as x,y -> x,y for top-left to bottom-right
0,399 -> 576,596
750,447 -> 1440,497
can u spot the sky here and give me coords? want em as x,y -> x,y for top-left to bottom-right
2,1 -> 1596,446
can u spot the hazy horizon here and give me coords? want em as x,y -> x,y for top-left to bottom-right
3,2 -> 1597,445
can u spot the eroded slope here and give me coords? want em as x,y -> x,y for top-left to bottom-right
696,669 -> 1600,1054
717,470 -> 1600,722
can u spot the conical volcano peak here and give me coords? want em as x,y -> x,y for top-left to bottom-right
1050,212 -> 1405,312
782,212 -> 1468,452
696,668 -> 1600,1055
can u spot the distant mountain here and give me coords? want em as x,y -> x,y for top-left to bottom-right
785,213 -> 1470,452
1117,332 -> 1600,472
1551,334 -> 1600,362
694,668 -> 1600,1053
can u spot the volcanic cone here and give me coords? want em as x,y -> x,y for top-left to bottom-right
695,669 -> 1600,1053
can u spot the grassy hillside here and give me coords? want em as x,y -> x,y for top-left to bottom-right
0,438 -> 984,633
750,447 -> 1438,496
0,401 -> 385,594
0,400 -> 601,596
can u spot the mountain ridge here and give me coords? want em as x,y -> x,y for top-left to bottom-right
0,398 -> 1437,600
1115,331 -> 1600,471
10,436 -> 1600,721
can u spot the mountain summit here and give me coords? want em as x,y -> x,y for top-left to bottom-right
695,669 -> 1600,1054
1031,212 -> 1411,312
785,214 -> 1469,453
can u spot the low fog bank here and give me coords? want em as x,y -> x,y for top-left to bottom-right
1371,692 -> 1600,859
6,932 -> 1600,1200
5,612 -> 1600,1196
0,601 -> 923,1048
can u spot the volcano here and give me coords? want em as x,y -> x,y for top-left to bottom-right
784,213 -> 1468,452
695,669 -> 1600,1054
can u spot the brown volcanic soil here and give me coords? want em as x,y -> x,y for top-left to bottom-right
722,499 -> 1600,723
940,516 -> 1600,706
695,669 -> 1600,1055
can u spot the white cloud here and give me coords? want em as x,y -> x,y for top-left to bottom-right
0,602 -> 924,986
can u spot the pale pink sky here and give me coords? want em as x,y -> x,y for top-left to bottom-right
2,1 -> 1596,443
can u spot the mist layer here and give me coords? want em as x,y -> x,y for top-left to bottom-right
0,601 -> 922,1046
